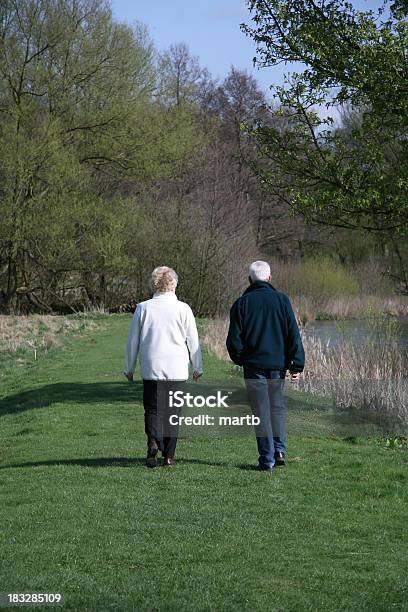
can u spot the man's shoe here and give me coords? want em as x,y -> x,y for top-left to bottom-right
163,457 -> 176,467
258,463 -> 275,471
274,451 -> 285,466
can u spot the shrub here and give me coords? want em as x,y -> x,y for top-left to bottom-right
272,256 -> 359,299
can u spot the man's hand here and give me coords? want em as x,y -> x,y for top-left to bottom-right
124,371 -> 134,382
193,371 -> 202,382
289,371 -> 301,382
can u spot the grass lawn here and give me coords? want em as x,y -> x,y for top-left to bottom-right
0,315 -> 407,611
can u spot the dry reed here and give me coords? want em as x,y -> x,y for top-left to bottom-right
0,315 -> 98,358
202,318 -> 407,425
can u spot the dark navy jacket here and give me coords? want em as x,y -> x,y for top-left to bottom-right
226,281 -> 305,372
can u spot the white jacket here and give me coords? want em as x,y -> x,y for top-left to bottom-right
124,292 -> 203,380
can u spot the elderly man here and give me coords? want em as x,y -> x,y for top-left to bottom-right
124,266 -> 203,467
226,261 -> 305,471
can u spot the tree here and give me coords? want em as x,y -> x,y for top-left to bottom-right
242,0 -> 408,234
0,0 -> 185,311
157,43 -> 211,109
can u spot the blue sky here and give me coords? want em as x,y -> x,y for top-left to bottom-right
111,0 -> 385,98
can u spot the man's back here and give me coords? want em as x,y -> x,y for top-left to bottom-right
226,280 -> 304,372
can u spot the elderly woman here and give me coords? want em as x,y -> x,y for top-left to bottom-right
124,266 -> 203,467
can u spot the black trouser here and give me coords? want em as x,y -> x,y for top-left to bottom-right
142,380 -> 181,459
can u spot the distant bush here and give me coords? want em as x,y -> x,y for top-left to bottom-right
267,257 -> 406,323
272,257 -> 359,299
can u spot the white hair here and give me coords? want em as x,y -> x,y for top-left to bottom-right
249,261 -> 271,281
150,266 -> 178,292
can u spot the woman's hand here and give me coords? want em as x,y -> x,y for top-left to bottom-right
193,371 -> 202,382
124,371 -> 134,382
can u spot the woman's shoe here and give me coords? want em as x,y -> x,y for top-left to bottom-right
146,449 -> 158,468
163,457 -> 176,467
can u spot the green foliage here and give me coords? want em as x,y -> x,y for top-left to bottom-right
0,0 -> 201,312
279,256 -> 359,298
242,0 -> 408,234
0,1 -> 404,314
385,436 -> 407,449
300,257 -> 359,297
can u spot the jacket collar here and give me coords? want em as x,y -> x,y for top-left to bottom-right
243,280 -> 277,295
152,291 -> 178,299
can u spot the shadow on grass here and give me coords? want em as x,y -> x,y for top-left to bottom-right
0,456 -> 146,469
0,382 -> 143,416
0,456 -> 231,470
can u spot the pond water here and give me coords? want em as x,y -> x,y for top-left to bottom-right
303,318 -> 408,348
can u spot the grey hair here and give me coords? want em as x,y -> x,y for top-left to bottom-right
150,266 -> 178,293
249,260 -> 271,281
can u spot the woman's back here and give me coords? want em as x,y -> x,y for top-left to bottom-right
137,292 -> 199,380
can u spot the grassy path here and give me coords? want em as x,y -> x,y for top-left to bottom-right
0,315 -> 407,611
